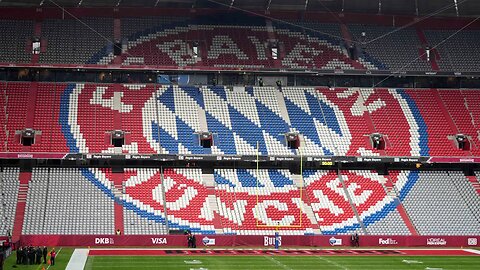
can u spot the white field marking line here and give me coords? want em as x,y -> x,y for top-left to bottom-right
402,259 -> 423,264
465,249 -> 480,255
46,247 -> 63,270
184,259 -> 203,264
316,256 -> 349,270
264,255 -> 293,270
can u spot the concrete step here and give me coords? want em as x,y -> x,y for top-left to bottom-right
203,173 -> 215,187
206,193 -> 223,231
276,89 -> 291,126
303,205 -> 319,226
291,174 -> 304,188
197,107 -> 208,133
207,193 -> 219,211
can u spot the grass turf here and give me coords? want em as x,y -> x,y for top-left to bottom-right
2,248 -> 74,270
84,255 -> 480,270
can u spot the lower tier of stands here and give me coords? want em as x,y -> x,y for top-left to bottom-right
2,167 -> 479,237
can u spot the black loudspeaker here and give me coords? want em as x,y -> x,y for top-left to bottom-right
371,133 -> 384,150
200,132 -> 213,148
22,129 -> 35,138
21,129 -> 35,146
285,132 -> 299,149
114,42 -> 122,56
112,130 -> 125,147
455,134 -> 468,150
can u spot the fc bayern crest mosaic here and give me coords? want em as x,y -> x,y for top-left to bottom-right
60,83 -> 427,234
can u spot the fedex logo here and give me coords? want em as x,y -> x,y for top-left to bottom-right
378,238 -> 398,245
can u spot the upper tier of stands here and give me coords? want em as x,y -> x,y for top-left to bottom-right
424,29 -> 480,72
0,14 -> 479,72
39,17 -> 114,65
0,83 -> 478,157
348,24 -> 430,72
0,20 -> 33,64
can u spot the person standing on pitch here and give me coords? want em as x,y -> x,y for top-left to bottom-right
36,247 -> 42,264
42,246 -> 47,264
29,247 -> 35,264
187,232 -> 192,248
16,247 -> 22,264
50,249 -> 56,266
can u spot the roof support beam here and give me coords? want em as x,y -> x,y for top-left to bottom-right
265,0 -> 272,12
300,0 -> 309,21
453,0 -> 459,17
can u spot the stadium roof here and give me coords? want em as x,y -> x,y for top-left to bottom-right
0,0 -> 479,17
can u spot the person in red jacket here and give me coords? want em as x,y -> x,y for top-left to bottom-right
50,249 -> 56,266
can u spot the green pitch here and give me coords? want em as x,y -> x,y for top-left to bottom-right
83,255 -> 480,270
3,249 -> 480,270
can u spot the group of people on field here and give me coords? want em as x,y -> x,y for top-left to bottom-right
16,246 -> 56,266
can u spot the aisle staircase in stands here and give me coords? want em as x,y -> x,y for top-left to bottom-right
416,27 -> 440,71
291,174 -> 321,234
203,173 -> 224,233
337,170 -> 367,234
385,174 -> 418,235
112,169 -> 124,234
12,170 -> 31,242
